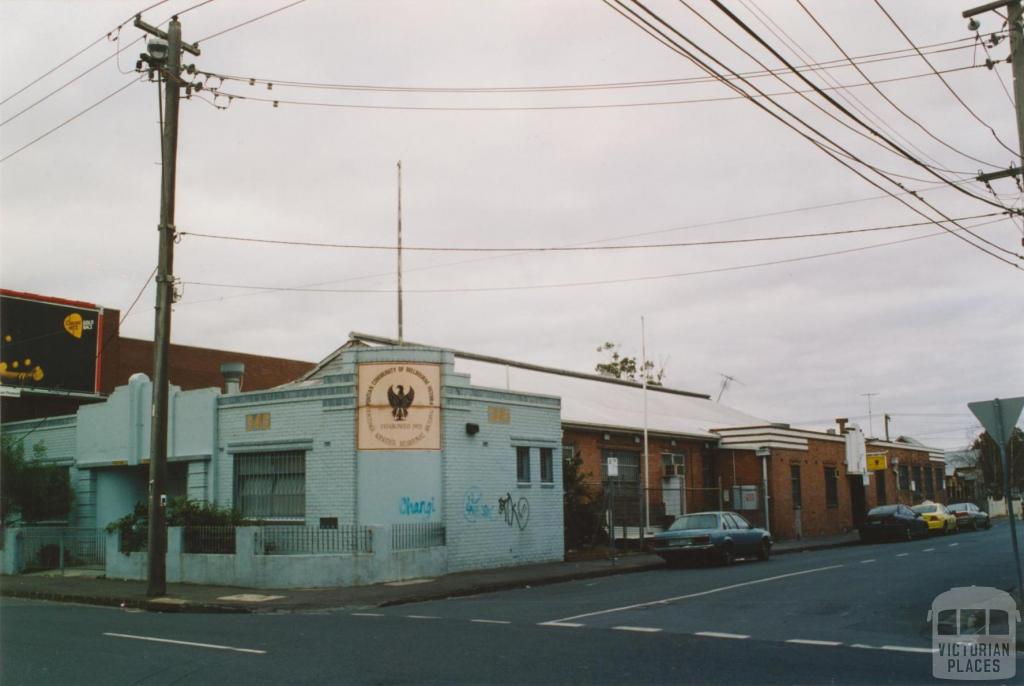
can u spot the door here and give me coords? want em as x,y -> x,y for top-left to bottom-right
848,475 -> 867,530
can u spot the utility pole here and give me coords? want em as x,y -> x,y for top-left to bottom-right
862,392 -> 878,438
397,161 -> 404,343
135,14 -> 200,598
965,1 -> 1024,196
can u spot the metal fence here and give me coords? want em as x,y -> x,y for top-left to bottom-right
18,527 -> 106,572
255,525 -> 373,555
392,522 -> 446,551
183,526 -> 236,554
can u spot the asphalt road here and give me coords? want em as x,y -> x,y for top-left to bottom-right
2,523 -> 1021,685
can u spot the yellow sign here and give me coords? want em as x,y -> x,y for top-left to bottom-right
246,413 -> 271,431
867,453 -> 888,471
488,406 -> 510,424
357,363 -> 441,451
64,313 -> 84,339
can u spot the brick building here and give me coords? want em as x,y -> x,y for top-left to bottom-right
1,289 -> 315,422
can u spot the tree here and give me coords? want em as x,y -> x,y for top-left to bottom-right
972,428 -> 1024,498
562,447 -> 606,551
1,435 -> 73,525
594,341 -> 665,385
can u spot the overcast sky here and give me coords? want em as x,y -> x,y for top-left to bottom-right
2,0 -> 1022,450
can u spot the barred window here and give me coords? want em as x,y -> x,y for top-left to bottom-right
924,467 -> 935,498
516,446 -> 531,483
824,466 -> 838,508
234,451 -> 305,520
602,449 -> 640,483
875,470 -> 886,504
912,466 -> 923,494
899,465 -> 910,491
540,448 -> 554,483
790,465 -> 802,510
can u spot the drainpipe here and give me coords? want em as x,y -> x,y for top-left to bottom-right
757,446 -> 771,533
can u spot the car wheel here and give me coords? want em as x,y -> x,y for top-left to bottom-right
720,545 -> 735,566
972,519 -> 978,531
758,540 -> 771,561
905,525 -> 913,541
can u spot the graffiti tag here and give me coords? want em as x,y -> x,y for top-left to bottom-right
463,487 -> 494,522
399,496 -> 436,519
498,492 -> 530,530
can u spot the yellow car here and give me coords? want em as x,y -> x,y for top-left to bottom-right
912,502 -> 958,534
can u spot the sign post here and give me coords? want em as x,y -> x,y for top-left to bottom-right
969,396 -> 1024,605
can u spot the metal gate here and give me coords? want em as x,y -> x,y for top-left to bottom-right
18,527 -> 106,573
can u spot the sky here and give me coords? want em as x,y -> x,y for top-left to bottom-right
2,0 -> 1022,450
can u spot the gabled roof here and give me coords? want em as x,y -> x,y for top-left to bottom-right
346,332 -> 767,439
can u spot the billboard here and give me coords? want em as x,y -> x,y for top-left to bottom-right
0,290 -> 104,395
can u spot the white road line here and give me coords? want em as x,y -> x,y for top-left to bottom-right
948,543 -> 959,547
881,645 -> 937,654
542,564 -> 844,625
896,553 -> 910,557
695,631 -> 749,640
405,615 -> 439,619
471,619 -> 511,625
103,632 -> 265,655
351,612 -> 383,617
786,639 -> 842,646
538,621 -> 584,628
923,548 -> 935,552
850,644 -> 876,649
860,559 -> 876,564
612,626 -> 663,633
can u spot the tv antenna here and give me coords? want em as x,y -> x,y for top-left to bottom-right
716,372 -> 744,403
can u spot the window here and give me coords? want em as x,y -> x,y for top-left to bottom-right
702,453 -> 715,489
912,466 -> 923,493
824,466 -> 838,508
516,446 -> 531,483
875,470 -> 886,505
602,449 -> 640,483
924,467 -> 934,498
234,451 -> 305,519
936,467 -> 944,490
790,465 -> 802,510
540,448 -> 553,483
899,465 -> 910,491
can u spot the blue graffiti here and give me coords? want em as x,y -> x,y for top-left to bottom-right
463,487 -> 494,522
399,496 -> 436,519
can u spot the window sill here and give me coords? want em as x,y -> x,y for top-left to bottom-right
517,482 -> 532,488
541,483 -> 555,488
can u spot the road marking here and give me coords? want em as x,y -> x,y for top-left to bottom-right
103,632 -> 265,655
786,639 -> 842,646
538,621 -> 584,628
860,559 -> 876,564
948,543 -> 959,547
405,615 -> 439,620
351,612 -> 383,617
613,626 -> 662,633
850,644 -> 876,649
881,645 -> 937,654
542,564 -> 844,625
471,619 -> 511,625
896,553 -> 910,557
695,631 -> 749,640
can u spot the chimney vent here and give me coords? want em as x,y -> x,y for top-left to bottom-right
220,362 -> 245,395
836,417 -> 849,435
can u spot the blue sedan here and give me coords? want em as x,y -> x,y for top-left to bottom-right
653,511 -> 772,566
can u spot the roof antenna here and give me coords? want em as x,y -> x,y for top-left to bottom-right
716,372 -> 743,403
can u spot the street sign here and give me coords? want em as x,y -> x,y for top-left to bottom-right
607,457 -> 619,477
867,453 -> 888,471
969,397 -> 1024,446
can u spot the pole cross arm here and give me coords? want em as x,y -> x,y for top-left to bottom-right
964,0 -> 1016,19
134,16 -> 201,56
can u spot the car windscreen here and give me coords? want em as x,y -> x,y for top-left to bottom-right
868,506 -> 897,516
913,505 -> 937,513
946,504 -> 968,512
669,514 -> 719,531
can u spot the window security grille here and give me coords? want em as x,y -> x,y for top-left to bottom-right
234,451 -> 306,519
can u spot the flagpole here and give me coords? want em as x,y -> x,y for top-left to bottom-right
642,316 -> 650,533
397,161 -> 403,343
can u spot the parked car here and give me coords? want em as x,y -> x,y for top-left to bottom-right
947,502 -> 991,531
912,502 -> 958,534
860,504 -> 929,542
653,511 -> 772,566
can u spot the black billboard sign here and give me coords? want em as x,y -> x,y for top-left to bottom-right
0,292 -> 103,395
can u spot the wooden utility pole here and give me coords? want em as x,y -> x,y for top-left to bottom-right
135,14 -> 199,597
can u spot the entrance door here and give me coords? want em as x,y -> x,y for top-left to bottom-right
848,475 -> 867,529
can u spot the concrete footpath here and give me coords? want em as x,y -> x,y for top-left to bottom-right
0,531 -> 860,614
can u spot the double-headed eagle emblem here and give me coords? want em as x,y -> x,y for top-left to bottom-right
387,384 -> 415,420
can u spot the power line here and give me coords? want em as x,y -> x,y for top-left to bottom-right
610,0 -> 1021,267
177,211 -> 1007,253
873,0 -> 1019,158
195,0 -> 307,44
180,219 -> 1011,296
198,65 -> 986,114
0,78 -> 140,163
196,34 -> 986,95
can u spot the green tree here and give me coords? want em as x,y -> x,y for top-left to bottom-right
594,342 -> 664,385
1,435 -> 73,525
562,447 -> 606,551
972,428 -> 1024,498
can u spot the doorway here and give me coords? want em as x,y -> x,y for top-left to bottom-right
848,475 -> 867,529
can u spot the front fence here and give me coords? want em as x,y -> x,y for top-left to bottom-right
255,525 -> 373,555
19,526 -> 106,571
392,522 -> 445,551
183,526 -> 236,554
